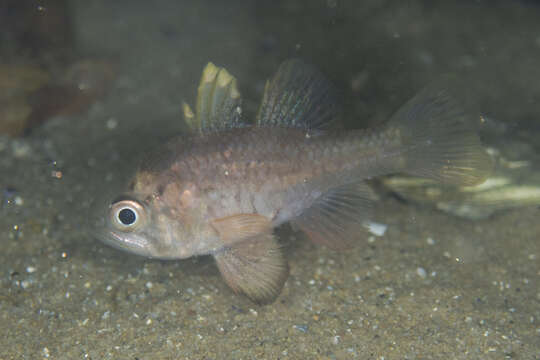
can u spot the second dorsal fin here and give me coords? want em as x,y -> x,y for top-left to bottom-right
183,62 -> 243,133
256,59 -> 342,131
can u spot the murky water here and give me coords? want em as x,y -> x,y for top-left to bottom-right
1,1 -> 539,359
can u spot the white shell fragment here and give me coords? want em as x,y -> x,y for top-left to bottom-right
364,221 -> 388,237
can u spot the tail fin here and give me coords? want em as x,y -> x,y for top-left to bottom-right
389,89 -> 492,186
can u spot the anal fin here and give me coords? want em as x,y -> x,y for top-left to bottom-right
213,234 -> 289,304
291,181 -> 376,250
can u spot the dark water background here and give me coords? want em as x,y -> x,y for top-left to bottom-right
1,1 -> 539,359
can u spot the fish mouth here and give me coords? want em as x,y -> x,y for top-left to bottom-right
91,214 -> 154,257
88,196 -> 185,260
100,228 -> 154,257
88,199 -> 155,258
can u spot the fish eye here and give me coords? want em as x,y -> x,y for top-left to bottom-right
118,207 -> 137,225
109,199 -> 146,230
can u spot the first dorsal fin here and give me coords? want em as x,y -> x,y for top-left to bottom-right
183,62 -> 243,133
256,59 -> 342,131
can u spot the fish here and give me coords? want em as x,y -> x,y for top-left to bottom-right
96,59 -> 492,304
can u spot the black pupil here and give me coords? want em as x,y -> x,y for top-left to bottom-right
118,208 -> 137,225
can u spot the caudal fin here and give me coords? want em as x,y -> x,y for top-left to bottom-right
389,89 -> 492,186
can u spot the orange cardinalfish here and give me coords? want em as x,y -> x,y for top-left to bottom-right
96,60 -> 491,304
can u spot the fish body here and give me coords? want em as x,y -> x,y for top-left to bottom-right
98,60 -> 491,303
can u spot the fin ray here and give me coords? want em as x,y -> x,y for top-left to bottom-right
292,181 -> 376,250
213,234 -> 289,304
185,62 -> 243,133
389,88 -> 492,186
256,59 -> 342,131
211,213 -> 271,245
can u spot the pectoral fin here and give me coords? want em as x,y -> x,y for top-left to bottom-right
213,233 -> 289,304
211,213 -> 272,245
